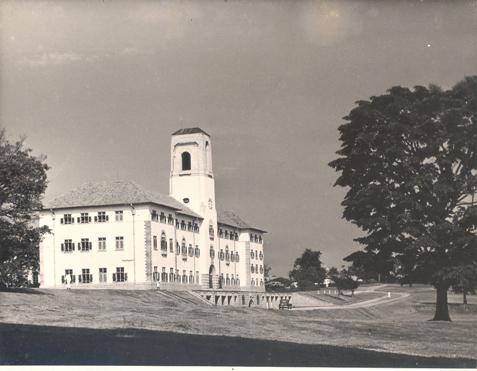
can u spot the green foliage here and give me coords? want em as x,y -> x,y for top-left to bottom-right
289,249 -> 326,289
329,76 -> 477,320
329,267 -> 359,295
0,129 -> 49,287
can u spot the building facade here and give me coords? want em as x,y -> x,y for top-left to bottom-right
39,128 -> 266,292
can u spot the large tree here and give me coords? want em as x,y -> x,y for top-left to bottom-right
329,76 -> 477,321
289,249 -> 326,289
0,129 -> 49,287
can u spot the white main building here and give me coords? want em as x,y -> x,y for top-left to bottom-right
39,128 -> 266,294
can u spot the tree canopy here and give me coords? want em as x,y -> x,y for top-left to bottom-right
0,129 -> 49,287
329,76 -> 477,321
289,249 -> 326,289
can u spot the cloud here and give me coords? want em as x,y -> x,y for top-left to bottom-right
300,1 -> 363,47
24,52 -> 82,66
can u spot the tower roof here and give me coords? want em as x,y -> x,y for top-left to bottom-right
171,127 -> 210,137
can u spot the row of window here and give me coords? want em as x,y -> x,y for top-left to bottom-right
60,237 -> 124,252
250,264 -> 264,274
209,247 -> 240,263
152,211 -> 200,232
60,211 -> 123,225
61,267 -> 127,284
250,233 -> 263,244
218,228 -> 239,241
152,267 -> 200,284
251,278 -> 264,286
250,250 -> 264,261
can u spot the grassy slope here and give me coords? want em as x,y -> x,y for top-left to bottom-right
0,286 -> 476,359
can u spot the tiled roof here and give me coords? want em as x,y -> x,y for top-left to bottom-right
217,210 -> 266,233
171,127 -> 210,137
43,180 -> 202,218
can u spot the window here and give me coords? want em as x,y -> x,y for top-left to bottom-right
251,250 -> 255,259
260,279 -> 264,286
181,151 -> 191,171
99,268 -> 107,283
115,210 -> 123,222
181,239 -> 187,256
161,233 -> 167,253
167,214 -> 174,225
234,232 -> 239,241
256,264 -> 258,273
250,233 -> 253,241
115,236 -> 124,250
62,269 -> 75,284
153,235 -> 158,250
169,268 -> 174,282
189,270 -> 194,284
260,265 -> 264,274
176,219 -> 180,229
231,251 -> 235,262
187,222 -> 192,231
209,222 -> 214,240
210,247 -> 215,259
151,210 -> 158,222
195,246 -> 200,258
195,271 -> 199,285
79,213 -> 91,224
160,212 -> 166,223
176,242 -> 180,255
259,235 -> 262,244
251,279 -> 255,286
219,249 -> 224,261
153,266 -> 159,282
235,252 -> 239,262
188,244 -> 194,257
79,238 -> 91,252
61,239 -> 74,252
219,228 -> 223,238
182,270 -> 187,284
193,223 -> 199,232
236,276 -> 240,286
62,214 -> 74,225
98,237 -> 106,251
113,267 -> 127,282
226,274 -> 230,286
231,276 -> 235,286
259,252 -> 263,260
224,230 -> 229,239
225,246 -> 230,262
180,220 -> 186,230
161,267 -> 167,282
95,211 -> 108,223
169,238 -> 174,253
251,265 -> 255,273
176,269 -> 180,283
79,268 -> 92,284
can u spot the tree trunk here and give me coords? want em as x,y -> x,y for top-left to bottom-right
432,285 -> 451,321
463,290 -> 467,305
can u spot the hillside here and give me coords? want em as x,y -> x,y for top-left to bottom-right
0,285 -> 476,362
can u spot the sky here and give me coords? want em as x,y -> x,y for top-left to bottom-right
1,0 -> 477,277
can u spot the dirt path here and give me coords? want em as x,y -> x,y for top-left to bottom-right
291,290 -> 410,311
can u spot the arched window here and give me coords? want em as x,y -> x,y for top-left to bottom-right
235,252 -> 239,262
209,246 -> 215,259
209,221 -> 214,240
251,251 -> 254,259
181,239 -> 187,255
160,232 -> 167,252
251,279 -> 255,286
188,244 -> 194,257
251,265 -> 255,273
182,152 -> 191,171
195,246 -> 200,258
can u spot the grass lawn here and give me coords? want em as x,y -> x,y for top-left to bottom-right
0,285 -> 476,364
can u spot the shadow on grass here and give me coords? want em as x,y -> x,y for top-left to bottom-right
0,288 -> 51,296
0,322 -> 475,367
